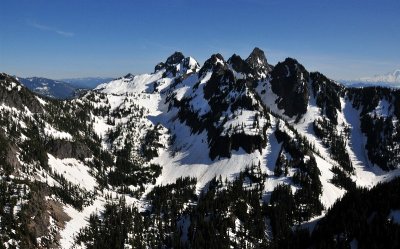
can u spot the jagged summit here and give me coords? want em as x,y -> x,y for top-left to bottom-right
154,52 -> 185,73
154,52 -> 199,76
245,47 -> 273,78
199,53 -> 226,77
227,54 -> 251,74
123,73 -> 134,78
207,53 -> 226,65
165,51 -> 185,65
246,47 -> 267,63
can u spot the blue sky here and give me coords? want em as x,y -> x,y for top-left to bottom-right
1,0 -> 399,80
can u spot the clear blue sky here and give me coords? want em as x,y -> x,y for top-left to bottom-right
1,0 -> 399,80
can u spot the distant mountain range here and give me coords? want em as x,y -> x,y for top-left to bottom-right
18,77 -> 77,99
60,77 -> 114,89
360,69 -> 400,83
17,76 -> 113,99
341,69 -> 400,88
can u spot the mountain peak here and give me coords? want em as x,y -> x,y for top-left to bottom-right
124,73 -> 134,78
249,47 -> 265,58
393,69 -> 400,77
198,53 -> 226,77
246,47 -> 267,64
245,47 -> 272,78
165,51 -> 185,65
154,52 -> 187,73
209,53 -> 225,64
282,57 -> 300,65
227,54 -> 250,74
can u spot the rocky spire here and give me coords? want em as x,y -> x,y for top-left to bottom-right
245,47 -> 273,78
154,52 -> 186,73
165,51 -> 185,65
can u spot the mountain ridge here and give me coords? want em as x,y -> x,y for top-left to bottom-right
1,48 -> 400,248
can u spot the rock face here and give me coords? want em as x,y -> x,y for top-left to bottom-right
46,140 -> 92,160
270,58 -> 310,118
166,52 -> 185,65
228,54 -> 251,75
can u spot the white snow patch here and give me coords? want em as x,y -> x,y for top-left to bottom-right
44,124 -> 73,140
96,70 -> 165,94
315,156 -> 346,208
35,96 -> 47,106
369,99 -> 391,118
189,72 -> 212,116
59,199 -> 104,249
47,154 -> 97,191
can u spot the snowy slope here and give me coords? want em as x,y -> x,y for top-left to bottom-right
2,49 -> 400,248
92,51 -> 349,211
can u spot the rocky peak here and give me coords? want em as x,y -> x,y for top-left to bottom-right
154,52 -> 186,73
227,54 -> 250,74
246,47 -> 267,64
165,51 -> 185,66
245,47 -> 273,78
124,73 -> 134,79
199,54 -> 226,78
270,58 -> 310,118
272,58 -> 307,79
154,52 -> 198,77
208,53 -> 226,66
154,62 -> 165,73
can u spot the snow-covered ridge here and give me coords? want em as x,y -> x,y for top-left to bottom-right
95,70 -> 165,94
2,48 -> 400,248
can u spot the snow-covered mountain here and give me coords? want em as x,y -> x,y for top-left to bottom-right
360,69 -> 400,83
1,48 -> 400,248
342,69 -> 400,88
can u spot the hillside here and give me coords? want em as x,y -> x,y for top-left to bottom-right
1,48 -> 400,248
